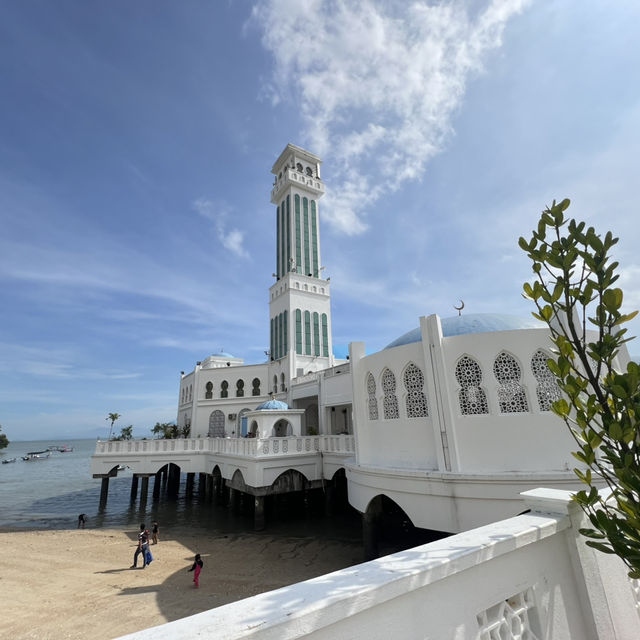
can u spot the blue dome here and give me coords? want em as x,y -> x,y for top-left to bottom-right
384,313 -> 545,350
255,399 -> 290,411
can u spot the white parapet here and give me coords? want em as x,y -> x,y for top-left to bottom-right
116,488 -> 640,640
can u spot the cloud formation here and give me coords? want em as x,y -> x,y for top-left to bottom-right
192,197 -> 248,258
253,0 -> 530,234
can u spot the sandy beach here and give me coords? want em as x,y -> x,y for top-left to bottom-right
2,526 -> 364,640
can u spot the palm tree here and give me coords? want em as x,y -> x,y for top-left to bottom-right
106,413 -> 121,440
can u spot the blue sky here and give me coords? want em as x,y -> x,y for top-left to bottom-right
2,1 -> 639,441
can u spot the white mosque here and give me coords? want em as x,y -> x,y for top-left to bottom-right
98,144 -> 639,640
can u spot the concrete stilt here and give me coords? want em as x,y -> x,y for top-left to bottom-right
186,473 -> 195,498
212,476 -> 220,505
140,476 -> 149,505
130,475 -> 139,502
363,510 -> 379,561
254,495 -> 266,531
324,484 -> 335,517
167,464 -> 180,497
206,475 -> 213,503
229,488 -> 238,513
199,473 -> 207,500
153,471 -> 161,501
99,477 -> 110,510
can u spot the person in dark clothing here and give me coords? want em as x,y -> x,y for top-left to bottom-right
130,523 -> 149,569
188,553 -> 203,587
77,514 -> 86,529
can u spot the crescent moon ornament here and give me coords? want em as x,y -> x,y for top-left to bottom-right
454,300 -> 465,316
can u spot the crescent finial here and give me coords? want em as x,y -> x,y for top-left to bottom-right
453,300 -> 465,316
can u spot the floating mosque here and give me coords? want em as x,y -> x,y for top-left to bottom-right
93,145 -> 639,640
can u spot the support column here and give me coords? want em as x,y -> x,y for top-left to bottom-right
254,495 -> 266,531
130,475 -> 139,502
363,509 -> 379,561
199,473 -> 207,500
212,476 -> 220,505
140,476 -> 149,504
206,475 -> 214,503
167,464 -> 180,497
324,483 -> 335,517
186,473 -> 195,498
229,488 -> 238,513
99,477 -> 110,510
153,471 -> 161,501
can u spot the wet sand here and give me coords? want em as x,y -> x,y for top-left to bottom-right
1,526 -> 364,639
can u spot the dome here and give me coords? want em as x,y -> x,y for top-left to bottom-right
384,313 -> 545,350
255,399 -> 290,411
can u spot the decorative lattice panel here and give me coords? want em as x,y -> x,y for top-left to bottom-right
456,355 -> 489,415
477,589 -> 541,640
403,363 -> 428,417
367,372 -> 378,420
494,352 -> 529,413
531,350 -> 562,411
382,368 -> 399,419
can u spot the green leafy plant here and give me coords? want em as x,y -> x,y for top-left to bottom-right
0,424 -> 9,450
113,425 -> 133,441
519,198 -> 640,576
106,412 -> 121,440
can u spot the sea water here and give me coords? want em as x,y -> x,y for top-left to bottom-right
0,439 -> 362,542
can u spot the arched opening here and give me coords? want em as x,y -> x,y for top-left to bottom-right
363,494 -> 450,560
272,419 -> 292,437
208,410 -> 225,437
237,408 -> 250,436
248,420 -> 258,437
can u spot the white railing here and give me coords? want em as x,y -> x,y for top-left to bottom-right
323,363 -> 351,378
94,436 -> 355,459
116,489 -> 640,640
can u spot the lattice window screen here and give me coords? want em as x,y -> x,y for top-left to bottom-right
382,368 -> 399,419
530,350 -> 561,411
403,363 -> 428,417
366,372 -> 378,421
494,352 -> 529,413
456,355 -> 489,415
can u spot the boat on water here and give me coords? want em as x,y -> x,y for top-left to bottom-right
2,457 -> 17,464
47,445 -> 74,452
22,451 -> 51,461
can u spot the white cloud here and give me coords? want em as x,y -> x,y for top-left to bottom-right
252,0 -> 530,234
192,197 -> 248,258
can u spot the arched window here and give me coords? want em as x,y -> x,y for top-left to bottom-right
220,380 -> 228,398
273,375 -> 278,394
305,166 -> 312,176
252,377 -> 260,396
403,363 -> 428,417
494,351 -> 529,413
366,372 -> 378,420
321,313 -> 329,357
188,385 -> 192,402
296,162 -> 303,172
455,356 -> 489,415
304,311 -> 311,355
208,410 -> 225,438
303,197 -> 310,275
313,312 -> 320,356
295,309 -> 302,354
280,372 -> 286,391
295,195 -> 301,273
238,408 -> 250,437
236,379 -> 244,397
382,368 -> 399,419
205,381 -> 213,399
531,350 -> 561,411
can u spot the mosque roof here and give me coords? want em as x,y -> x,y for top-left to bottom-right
384,313 -> 545,350
255,399 -> 290,411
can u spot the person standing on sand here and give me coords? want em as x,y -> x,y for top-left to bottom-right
152,521 -> 159,544
130,523 -> 149,569
188,553 -> 203,588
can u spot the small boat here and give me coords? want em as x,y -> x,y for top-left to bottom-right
22,451 -> 51,461
47,445 -> 74,452
2,457 -> 17,464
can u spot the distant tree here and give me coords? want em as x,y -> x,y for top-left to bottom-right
519,199 -> 640,577
114,425 -> 133,441
151,422 -> 178,439
106,413 -> 121,440
0,424 -> 8,450
180,423 -> 191,438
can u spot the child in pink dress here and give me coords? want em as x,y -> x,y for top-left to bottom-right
188,554 -> 203,588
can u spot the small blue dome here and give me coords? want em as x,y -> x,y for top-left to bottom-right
384,313 -> 545,350
255,399 -> 290,411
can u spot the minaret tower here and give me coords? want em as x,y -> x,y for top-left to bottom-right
268,144 -> 335,391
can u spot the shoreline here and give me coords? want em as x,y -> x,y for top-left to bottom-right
3,525 -> 364,639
